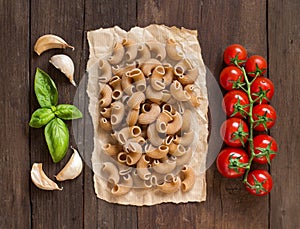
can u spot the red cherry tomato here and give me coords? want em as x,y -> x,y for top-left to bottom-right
216,147 -> 249,178
219,66 -> 244,90
220,117 -> 249,147
252,104 -> 277,131
223,44 -> 247,66
252,135 -> 278,164
245,55 -> 267,77
250,76 -> 274,103
245,170 -> 273,196
222,90 -> 250,118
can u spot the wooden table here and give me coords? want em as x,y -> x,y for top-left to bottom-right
1,0 -> 299,228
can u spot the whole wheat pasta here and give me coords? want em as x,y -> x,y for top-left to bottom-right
131,170 -> 151,188
152,159 -> 176,174
173,58 -> 193,77
145,144 -> 169,159
146,41 -> 166,61
121,74 -> 135,95
180,166 -> 195,192
184,84 -> 201,107
126,108 -> 139,126
137,44 -> 151,62
117,126 -> 141,144
162,63 -> 174,86
99,59 -> 112,83
156,110 -> 173,133
138,103 -> 161,125
150,65 -> 166,91
137,155 -> 152,180
102,143 -> 122,156
170,80 -> 191,102
126,150 -> 143,166
147,122 -> 165,146
108,41 -> 125,65
109,75 -> 123,100
174,130 -> 194,147
122,38 -> 138,62
165,111 -> 183,135
117,151 -> 127,164
146,86 -> 171,104
178,67 -> 198,85
100,107 -> 111,119
111,174 -> 133,196
176,146 -> 193,166
127,91 -> 146,109
102,162 -> 120,184
181,109 -> 192,132
157,176 -> 181,194
99,84 -> 113,108
169,143 -> 186,157
126,68 -> 147,92
112,62 -> 136,77
140,58 -> 161,76
110,101 -> 125,126
166,38 -> 184,61
99,117 -> 112,131
123,140 -> 143,153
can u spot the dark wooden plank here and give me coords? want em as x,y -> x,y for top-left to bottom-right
30,0 -> 85,228
0,0 -> 31,228
83,1 -> 138,228
137,0 -> 269,228
268,0 -> 300,228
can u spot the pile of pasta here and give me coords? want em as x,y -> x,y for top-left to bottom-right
96,37 -> 203,196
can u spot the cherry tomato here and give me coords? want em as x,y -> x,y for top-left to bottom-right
220,117 -> 249,147
223,44 -> 247,66
250,76 -> 274,103
216,147 -> 249,178
245,170 -> 273,196
252,135 -> 278,164
245,55 -> 267,77
219,66 -> 244,90
222,90 -> 250,118
252,104 -> 277,131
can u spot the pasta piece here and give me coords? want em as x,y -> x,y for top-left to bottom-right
137,155 -> 152,180
184,84 -> 201,107
99,84 -> 113,108
169,143 -> 186,157
150,65 -> 165,91
178,67 -> 198,85
174,130 -> 194,147
117,126 -> 141,144
99,117 -> 112,131
111,101 -> 125,125
146,41 -> 166,61
165,111 -> 183,135
129,135 -> 146,146
181,166 -> 195,192
111,174 -> 133,196
126,68 -> 146,92
112,62 -> 136,77
166,38 -> 184,61
121,74 -> 135,95
140,58 -> 161,77
117,152 -> 127,164
127,91 -> 145,109
119,166 -> 132,176
152,159 -> 176,174
157,176 -> 181,194
162,103 -> 175,114
138,103 -> 161,125
137,44 -> 151,62
146,123 -> 164,146
99,59 -> 112,83
181,109 -> 192,132
100,107 -> 111,119
176,147 -> 193,166
108,41 -> 125,65
145,144 -> 169,159
170,80 -> 191,101
174,58 -> 192,77
109,75 -> 123,100
126,108 -> 139,126
162,64 -> 174,87
102,143 -> 122,156
156,110 -> 173,133
122,38 -> 138,62
146,86 -> 171,104
102,162 -> 119,184
132,170 -> 151,188
123,140 -> 142,153
126,150 -> 142,166
164,135 -> 174,146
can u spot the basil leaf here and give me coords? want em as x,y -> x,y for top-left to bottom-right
34,68 -> 58,108
44,118 -> 69,163
55,104 -> 83,120
29,108 -> 55,128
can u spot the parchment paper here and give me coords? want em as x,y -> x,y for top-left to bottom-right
86,25 -> 208,206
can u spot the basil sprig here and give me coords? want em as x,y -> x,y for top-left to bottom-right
29,68 -> 82,163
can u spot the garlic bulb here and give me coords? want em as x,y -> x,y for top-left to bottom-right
31,163 -> 62,191
49,54 -> 76,86
55,147 -> 83,181
34,34 -> 74,55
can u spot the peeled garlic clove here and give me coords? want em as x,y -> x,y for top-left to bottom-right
31,163 -> 62,191
55,147 -> 83,181
34,34 -> 74,55
49,54 -> 76,86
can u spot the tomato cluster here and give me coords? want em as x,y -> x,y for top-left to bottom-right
217,44 -> 278,196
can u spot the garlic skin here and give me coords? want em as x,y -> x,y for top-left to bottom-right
34,34 -> 74,55
55,147 -> 83,181
31,163 -> 63,191
49,54 -> 76,86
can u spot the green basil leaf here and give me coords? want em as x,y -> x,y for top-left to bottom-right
34,68 -> 58,108
44,118 -> 69,163
55,104 -> 83,120
29,108 -> 55,128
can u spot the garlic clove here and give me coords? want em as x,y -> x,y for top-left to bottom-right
55,147 -> 83,181
31,163 -> 63,191
49,54 -> 76,86
34,34 -> 74,55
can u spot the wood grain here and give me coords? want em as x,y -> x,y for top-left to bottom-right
268,0 -> 300,228
0,0 -> 30,228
